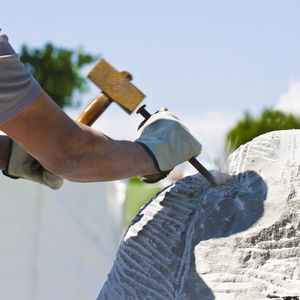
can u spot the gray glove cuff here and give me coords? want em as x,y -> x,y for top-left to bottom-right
136,141 -> 164,173
2,138 -> 20,179
136,141 -> 171,183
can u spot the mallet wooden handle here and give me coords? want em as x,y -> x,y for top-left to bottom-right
77,93 -> 112,126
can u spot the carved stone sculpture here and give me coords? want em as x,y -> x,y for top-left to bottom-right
98,130 -> 300,300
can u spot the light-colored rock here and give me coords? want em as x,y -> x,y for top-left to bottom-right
98,130 -> 300,300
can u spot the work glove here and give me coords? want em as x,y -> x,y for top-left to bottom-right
135,110 -> 202,183
2,139 -> 63,190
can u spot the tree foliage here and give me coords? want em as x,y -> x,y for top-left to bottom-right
226,109 -> 300,152
20,43 -> 97,109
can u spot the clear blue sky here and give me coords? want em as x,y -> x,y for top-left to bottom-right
2,0 -> 300,159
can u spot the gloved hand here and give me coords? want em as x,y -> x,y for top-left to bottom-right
2,139 -> 63,190
135,110 -> 202,182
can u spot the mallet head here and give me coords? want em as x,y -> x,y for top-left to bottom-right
88,59 -> 145,114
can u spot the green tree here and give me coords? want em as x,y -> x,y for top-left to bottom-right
20,43 -> 97,109
226,109 -> 300,152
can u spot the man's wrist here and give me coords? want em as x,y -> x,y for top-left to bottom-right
134,141 -> 158,175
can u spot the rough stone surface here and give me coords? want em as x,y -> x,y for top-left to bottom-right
98,130 -> 300,300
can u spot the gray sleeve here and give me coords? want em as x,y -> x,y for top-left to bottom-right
0,30 -> 40,124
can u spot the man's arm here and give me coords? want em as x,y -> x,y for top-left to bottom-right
0,30 -> 201,185
0,29 -> 155,182
0,89 -> 158,182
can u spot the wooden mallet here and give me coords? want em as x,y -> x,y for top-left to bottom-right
77,59 -> 145,126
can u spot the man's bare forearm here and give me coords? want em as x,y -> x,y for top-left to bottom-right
58,130 -> 157,182
0,89 -> 157,182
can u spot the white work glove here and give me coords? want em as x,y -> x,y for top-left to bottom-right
135,110 -> 202,182
2,139 -> 63,190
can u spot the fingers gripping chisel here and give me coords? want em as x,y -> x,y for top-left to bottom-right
136,105 -> 216,186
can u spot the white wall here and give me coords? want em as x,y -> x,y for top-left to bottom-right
0,176 -> 126,300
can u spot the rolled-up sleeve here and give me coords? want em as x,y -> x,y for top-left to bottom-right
0,30 -> 40,124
